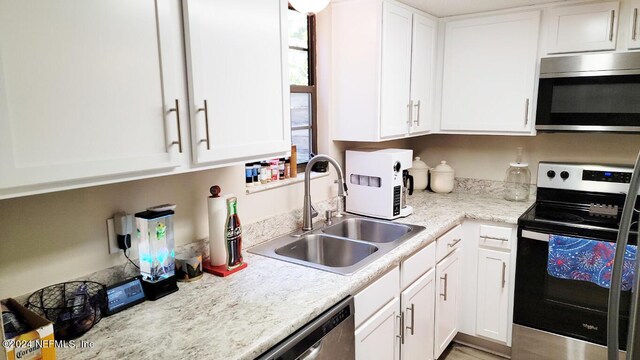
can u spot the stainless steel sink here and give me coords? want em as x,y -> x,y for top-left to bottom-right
248,214 -> 425,275
275,234 -> 378,267
322,218 -> 412,243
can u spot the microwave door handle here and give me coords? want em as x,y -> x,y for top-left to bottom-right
607,149 -> 640,360
633,8 -> 638,41
609,10 -> 615,42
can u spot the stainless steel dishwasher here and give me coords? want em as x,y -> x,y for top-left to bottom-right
257,296 -> 355,360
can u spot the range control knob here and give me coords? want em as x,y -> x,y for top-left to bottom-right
560,171 -> 570,180
547,170 -> 556,178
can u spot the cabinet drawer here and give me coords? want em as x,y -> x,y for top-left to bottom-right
479,224 -> 513,251
436,224 -> 462,262
354,266 -> 400,328
401,242 -> 436,290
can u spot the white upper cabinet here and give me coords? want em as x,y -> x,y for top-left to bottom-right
546,1 -> 619,54
628,0 -> 640,49
410,13 -> 438,135
440,11 -> 540,134
380,2 -> 413,138
183,0 -> 290,165
0,0 -> 183,197
332,0 -> 437,141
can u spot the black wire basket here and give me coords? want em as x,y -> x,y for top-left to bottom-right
26,281 -> 107,340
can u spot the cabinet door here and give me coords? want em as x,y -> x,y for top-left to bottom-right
441,11 -> 540,134
409,13 -> 437,135
434,249 -> 460,359
355,297 -> 401,360
0,0 -> 182,194
183,0 -> 290,165
476,248 -> 510,343
547,2 -> 619,54
401,270 -> 435,360
629,0 -> 640,49
380,2 -> 412,139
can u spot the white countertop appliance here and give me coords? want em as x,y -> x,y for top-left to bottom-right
345,148 -> 413,219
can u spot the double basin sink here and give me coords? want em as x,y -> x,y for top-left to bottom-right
248,214 -> 425,275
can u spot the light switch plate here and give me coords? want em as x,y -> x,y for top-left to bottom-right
106,218 -> 121,254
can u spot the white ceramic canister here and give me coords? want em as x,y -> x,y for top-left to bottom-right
430,161 -> 455,193
409,157 -> 429,190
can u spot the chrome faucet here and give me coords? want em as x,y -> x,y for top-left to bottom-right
303,154 -> 348,231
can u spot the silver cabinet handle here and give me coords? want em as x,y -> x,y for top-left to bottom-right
524,98 -> 530,126
481,235 -> 509,242
440,274 -> 448,301
396,313 -> 405,344
405,303 -> 415,335
407,100 -> 414,126
197,100 -> 211,150
502,262 -> 506,289
413,100 -> 421,126
447,238 -> 461,248
609,9 -> 615,42
633,8 -> 638,41
168,99 -> 183,153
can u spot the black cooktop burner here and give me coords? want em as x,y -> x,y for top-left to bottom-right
518,190 -> 639,242
537,210 -> 586,224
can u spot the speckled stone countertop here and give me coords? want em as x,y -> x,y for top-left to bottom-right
58,190 -> 533,360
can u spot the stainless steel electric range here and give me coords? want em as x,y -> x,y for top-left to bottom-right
512,162 -> 639,359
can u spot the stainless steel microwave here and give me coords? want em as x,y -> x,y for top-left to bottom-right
536,52 -> 640,133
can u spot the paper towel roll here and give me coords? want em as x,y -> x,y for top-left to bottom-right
208,193 -> 229,266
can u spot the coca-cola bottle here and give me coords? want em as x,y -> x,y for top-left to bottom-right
224,197 -> 244,270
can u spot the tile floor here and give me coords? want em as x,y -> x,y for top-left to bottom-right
440,343 -> 508,360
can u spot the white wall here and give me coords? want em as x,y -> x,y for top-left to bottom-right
410,133 -> 640,183
0,166 -> 338,299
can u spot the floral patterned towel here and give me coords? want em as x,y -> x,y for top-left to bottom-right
547,235 -> 637,291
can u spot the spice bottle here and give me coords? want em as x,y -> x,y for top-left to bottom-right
270,159 -> 279,181
279,158 -> 285,180
252,162 -> 260,184
245,163 -> 253,187
284,158 -> 291,179
260,161 -> 270,184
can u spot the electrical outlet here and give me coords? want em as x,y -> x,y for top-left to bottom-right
106,218 -> 121,254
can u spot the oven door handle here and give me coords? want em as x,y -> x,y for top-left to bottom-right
520,230 -> 549,242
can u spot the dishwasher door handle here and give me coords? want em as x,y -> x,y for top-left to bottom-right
299,340 -> 323,360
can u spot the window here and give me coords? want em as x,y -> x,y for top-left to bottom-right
288,6 -> 317,166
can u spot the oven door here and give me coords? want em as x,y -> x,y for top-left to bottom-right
514,228 -> 631,350
536,74 -> 640,133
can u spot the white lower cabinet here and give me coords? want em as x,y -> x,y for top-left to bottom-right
355,242 -> 438,360
355,297 -> 402,360
476,248 -> 510,343
401,270 -> 436,360
459,220 -> 517,346
434,248 -> 460,359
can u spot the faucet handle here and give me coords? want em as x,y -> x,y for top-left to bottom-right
311,204 -> 318,219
